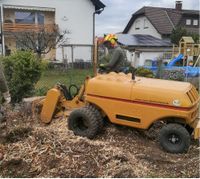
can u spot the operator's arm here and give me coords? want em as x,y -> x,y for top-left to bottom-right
105,48 -> 122,69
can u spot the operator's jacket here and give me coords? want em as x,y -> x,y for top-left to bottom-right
0,62 -> 9,94
104,46 -> 126,73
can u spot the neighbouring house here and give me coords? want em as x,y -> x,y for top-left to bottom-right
123,1 -> 199,40
117,34 -> 173,67
0,0 -> 105,62
120,1 -> 199,67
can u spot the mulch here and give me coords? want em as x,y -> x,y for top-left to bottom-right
0,105 -> 199,178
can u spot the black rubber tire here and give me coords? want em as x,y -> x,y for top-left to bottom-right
159,123 -> 191,153
68,107 -> 99,139
85,104 -> 104,132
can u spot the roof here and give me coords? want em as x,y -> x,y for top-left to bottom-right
123,6 -> 199,35
117,34 -> 172,47
3,1 -> 106,12
180,36 -> 194,43
3,5 -> 55,12
90,0 -> 105,11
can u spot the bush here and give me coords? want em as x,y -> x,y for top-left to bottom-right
162,69 -> 185,81
1,51 -> 43,103
135,67 -> 155,78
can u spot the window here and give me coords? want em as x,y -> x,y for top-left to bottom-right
15,11 -> 35,24
37,12 -> 45,25
193,19 -> 198,26
186,19 -> 191,25
144,19 -> 148,29
135,20 -> 140,30
15,11 -> 45,24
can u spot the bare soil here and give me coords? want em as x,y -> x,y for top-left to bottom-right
0,105 -> 199,178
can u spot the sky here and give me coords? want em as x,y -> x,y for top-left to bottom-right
95,0 -> 200,36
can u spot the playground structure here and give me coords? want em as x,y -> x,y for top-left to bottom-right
177,37 -> 200,57
171,36 -> 200,65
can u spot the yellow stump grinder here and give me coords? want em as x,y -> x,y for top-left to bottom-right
33,72 -> 200,153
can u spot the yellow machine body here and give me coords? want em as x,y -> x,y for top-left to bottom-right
37,72 -> 199,138
39,84 -> 85,124
40,88 -> 61,123
85,72 -> 200,138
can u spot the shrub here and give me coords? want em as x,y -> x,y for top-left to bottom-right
1,51 -> 43,103
135,67 -> 155,78
162,69 -> 185,81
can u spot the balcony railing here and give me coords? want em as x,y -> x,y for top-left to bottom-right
3,23 -> 57,33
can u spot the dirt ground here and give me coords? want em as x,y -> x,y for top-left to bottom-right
0,105 -> 199,178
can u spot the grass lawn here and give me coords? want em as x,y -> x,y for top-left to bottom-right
35,69 -> 94,96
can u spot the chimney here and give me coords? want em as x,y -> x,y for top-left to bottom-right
175,1 -> 182,11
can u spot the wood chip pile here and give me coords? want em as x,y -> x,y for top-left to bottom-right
0,105 -> 199,177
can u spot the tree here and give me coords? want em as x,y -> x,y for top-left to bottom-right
171,27 -> 200,45
187,32 -> 200,43
13,25 -> 69,59
170,27 -> 187,45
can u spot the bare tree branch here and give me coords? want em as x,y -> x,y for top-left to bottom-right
12,24 -> 69,59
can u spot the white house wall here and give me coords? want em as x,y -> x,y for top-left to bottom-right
0,0 -> 95,61
127,16 -> 162,39
125,50 -> 164,67
138,52 -> 164,66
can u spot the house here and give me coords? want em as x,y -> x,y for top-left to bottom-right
117,34 -> 173,67
123,1 -> 199,40
120,1 -> 199,67
0,0 -> 105,62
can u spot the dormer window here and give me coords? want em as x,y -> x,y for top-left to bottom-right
135,20 -> 140,30
193,19 -> 198,26
186,19 -> 191,25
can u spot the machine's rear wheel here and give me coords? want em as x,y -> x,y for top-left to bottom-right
159,123 -> 190,153
68,107 -> 99,139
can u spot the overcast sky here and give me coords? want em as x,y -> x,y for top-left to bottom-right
95,0 -> 199,36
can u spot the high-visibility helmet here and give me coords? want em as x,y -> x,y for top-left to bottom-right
103,34 -> 118,46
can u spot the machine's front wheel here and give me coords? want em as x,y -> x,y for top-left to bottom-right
159,123 -> 191,153
84,104 -> 104,132
68,107 -> 99,139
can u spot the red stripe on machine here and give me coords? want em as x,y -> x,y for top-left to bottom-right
87,94 -> 193,111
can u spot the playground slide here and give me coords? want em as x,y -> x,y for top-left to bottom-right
167,54 -> 184,67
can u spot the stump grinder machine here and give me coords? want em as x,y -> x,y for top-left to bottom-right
33,71 -> 200,154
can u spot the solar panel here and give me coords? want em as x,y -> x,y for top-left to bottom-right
117,34 -> 172,47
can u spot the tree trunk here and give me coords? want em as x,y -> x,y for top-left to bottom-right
36,52 -> 42,60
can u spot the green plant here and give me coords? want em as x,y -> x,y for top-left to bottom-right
162,69 -> 185,81
171,27 -> 200,45
135,67 -> 155,78
1,51 -> 43,103
171,27 -> 187,45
